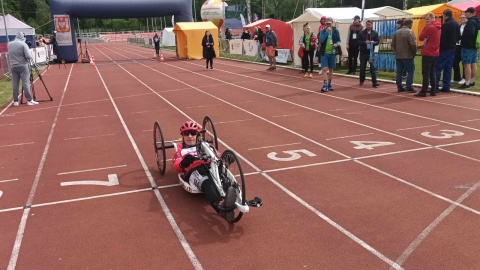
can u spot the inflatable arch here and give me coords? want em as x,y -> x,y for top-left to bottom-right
50,0 -> 193,62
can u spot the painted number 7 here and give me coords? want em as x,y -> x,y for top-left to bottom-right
267,149 -> 316,161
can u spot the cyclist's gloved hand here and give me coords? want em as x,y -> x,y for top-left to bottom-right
180,154 -> 196,168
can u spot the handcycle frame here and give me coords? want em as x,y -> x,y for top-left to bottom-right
153,116 -> 261,223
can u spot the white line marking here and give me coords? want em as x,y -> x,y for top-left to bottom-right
131,109 -> 167,114
248,142 -> 301,151
460,118 -> 480,123
330,106 -> 366,111
239,100 -> 257,103
396,124 -> 440,131
272,112 -> 311,118
0,120 -> 44,127
0,178 -> 19,183
0,142 -> 34,148
67,114 -> 109,120
436,138 -> 480,148
216,119 -> 252,124
391,180 -> 480,269
8,64 -> 74,270
64,133 -> 115,140
60,174 -> 120,186
326,133 -> 374,141
185,104 -> 221,109
431,95 -> 461,100
93,50 -> 203,270
0,190 -> 3,198
57,165 -> 127,176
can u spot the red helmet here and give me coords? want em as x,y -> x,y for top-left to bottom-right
179,120 -> 200,134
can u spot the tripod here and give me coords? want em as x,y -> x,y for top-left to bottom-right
20,60 -> 53,104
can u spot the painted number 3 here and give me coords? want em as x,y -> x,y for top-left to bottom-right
421,130 -> 464,139
267,149 -> 316,161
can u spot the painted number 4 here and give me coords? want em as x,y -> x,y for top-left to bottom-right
267,149 -> 316,161
351,141 -> 395,150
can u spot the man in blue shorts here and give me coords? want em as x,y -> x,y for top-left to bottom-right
459,7 -> 480,89
319,17 -> 341,92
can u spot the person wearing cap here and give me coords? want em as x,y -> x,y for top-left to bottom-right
299,23 -> 317,78
265,24 -> 278,71
357,19 -> 380,88
319,17 -> 341,92
346,15 -> 363,75
459,7 -> 480,89
317,16 -> 327,74
7,32 -> 38,106
415,12 -> 441,97
435,9 -> 459,93
392,18 -> 417,93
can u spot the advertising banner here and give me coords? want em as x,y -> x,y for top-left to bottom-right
54,15 -> 73,46
229,39 -> 242,55
243,40 -> 258,57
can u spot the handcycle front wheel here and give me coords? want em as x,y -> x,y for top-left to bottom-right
202,116 -> 218,150
220,150 -> 246,223
153,121 -> 166,175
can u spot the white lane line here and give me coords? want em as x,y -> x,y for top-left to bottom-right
0,120 -> 44,127
8,64 -> 74,270
185,104 -> 221,109
0,178 -> 19,183
67,114 -> 109,120
216,119 -> 252,124
64,133 -> 115,141
431,95 -> 461,100
436,138 -> 480,148
131,109 -> 167,114
330,106 -> 366,111
57,165 -> 127,176
248,142 -> 301,151
396,124 -> 440,131
460,118 -> 480,123
0,142 -> 34,148
0,184 -> 183,214
93,50 -> 203,270
104,47 -> 402,269
272,112 -> 311,118
326,133 -> 374,141
391,180 -> 480,269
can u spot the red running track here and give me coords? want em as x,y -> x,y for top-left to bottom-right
1,42 -> 480,270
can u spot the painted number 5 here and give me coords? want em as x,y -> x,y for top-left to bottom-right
267,149 -> 316,161
421,130 -> 464,139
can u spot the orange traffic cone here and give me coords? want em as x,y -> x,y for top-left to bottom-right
160,53 -> 165,62
89,55 -> 95,66
152,51 -> 158,59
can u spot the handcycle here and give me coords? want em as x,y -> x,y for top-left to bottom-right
153,116 -> 262,223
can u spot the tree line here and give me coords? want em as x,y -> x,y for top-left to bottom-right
1,0 -> 446,35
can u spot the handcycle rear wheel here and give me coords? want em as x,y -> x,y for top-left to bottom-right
202,116 -> 218,150
153,121 -> 166,175
220,150 -> 246,223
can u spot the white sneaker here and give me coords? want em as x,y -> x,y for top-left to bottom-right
319,70 -> 323,75
27,100 -> 39,106
13,101 -> 19,106
458,79 -> 465,85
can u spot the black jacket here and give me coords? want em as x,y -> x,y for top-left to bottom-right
461,15 -> 480,49
357,29 -> 379,55
201,35 -> 216,59
440,17 -> 459,50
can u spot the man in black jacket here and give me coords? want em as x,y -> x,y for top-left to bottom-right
358,20 -> 380,88
459,7 -> 480,89
435,9 -> 459,92
346,15 -> 363,75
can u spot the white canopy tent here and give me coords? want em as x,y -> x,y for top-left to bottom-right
0,14 -> 35,46
161,27 -> 175,47
288,7 -> 411,66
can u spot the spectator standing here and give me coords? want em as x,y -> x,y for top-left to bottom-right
241,29 -> 251,40
319,17 -> 341,92
153,32 -> 160,57
358,20 -> 380,88
435,9 -> 459,93
346,15 -> 363,75
7,32 -> 38,106
202,30 -> 216,70
299,23 -> 317,78
459,7 -> 480,89
225,28 -> 232,40
392,18 -> 417,93
415,12 -> 441,97
265,24 -> 278,71
317,16 -> 327,74
254,27 -> 265,60
453,14 -> 467,85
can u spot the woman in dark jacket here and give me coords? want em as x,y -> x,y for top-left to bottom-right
202,31 -> 216,70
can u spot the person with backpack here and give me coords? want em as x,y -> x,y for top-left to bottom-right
459,7 -> 480,89
299,23 -> 317,78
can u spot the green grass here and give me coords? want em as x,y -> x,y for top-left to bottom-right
0,77 -> 12,107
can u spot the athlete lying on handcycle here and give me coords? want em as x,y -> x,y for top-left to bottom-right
172,120 -> 236,222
